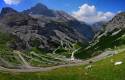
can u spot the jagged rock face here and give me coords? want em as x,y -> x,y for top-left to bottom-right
23,3 -> 56,17
94,12 -> 125,38
0,7 -> 87,51
23,3 -> 94,41
92,21 -> 106,33
23,3 -> 75,21
87,12 -> 125,52
104,12 -> 125,32
0,7 -> 17,17
67,20 -> 94,41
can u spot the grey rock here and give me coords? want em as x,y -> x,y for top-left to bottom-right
0,7 -> 89,51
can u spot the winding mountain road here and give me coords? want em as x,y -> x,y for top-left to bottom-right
0,51 -> 118,72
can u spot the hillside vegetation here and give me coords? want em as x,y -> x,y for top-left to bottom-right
0,31 -> 88,68
0,51 -> 125,80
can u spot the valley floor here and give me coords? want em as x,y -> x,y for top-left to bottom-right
0,50 -> 125,80
0,50 -> 116,72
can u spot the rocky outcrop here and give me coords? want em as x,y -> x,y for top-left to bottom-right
23,3 -> 94,41
0,7 -> 88,51
87,12 -> 125,53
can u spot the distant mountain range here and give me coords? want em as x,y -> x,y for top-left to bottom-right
0,3 -> 94,51
23,3 -> 95,41
0,3 -> 125,69
84,12 -> 125,57
91,21 -> 107,33
0,3 -> 124,54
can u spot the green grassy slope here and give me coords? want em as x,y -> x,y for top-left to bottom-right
0,51 -> 125,80
0,32 -> 22,67
2,31 -> 89,68
77,29 -> 125,59
0,31 -> 91,68
0,32 -> 68,68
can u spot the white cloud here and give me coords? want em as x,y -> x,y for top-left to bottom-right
72,4 -> 115,24
4,0 -> 22,5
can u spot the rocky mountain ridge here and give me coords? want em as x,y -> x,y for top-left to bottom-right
85,12 -> 125,56
0,3 -> 95,51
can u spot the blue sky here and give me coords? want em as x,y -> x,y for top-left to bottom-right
0,0 -> 125,23
0,0 -> 124,13
42,0 -> 125,13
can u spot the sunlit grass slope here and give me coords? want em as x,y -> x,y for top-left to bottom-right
0,51 -> 125,80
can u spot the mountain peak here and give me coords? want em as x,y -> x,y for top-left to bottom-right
23,3 -> 56,17
22,3 -> 75,20
32,3 -> 49,10
0,7 -> 17,16
117,12 -> 125,15
112,12 -> 125,19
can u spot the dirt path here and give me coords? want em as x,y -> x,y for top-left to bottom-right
0,51 -> 116,73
